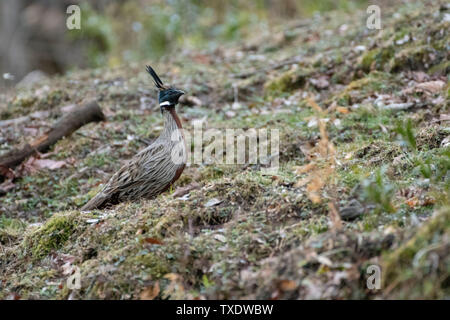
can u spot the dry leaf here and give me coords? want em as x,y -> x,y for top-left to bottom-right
405,197 -> 419,208
32,158 -> 67,170
144,237 -> 163,245
164,273 -> 180,281
279,280 -> 297,291
19,157 -> 68,175
336,106 -> 350,114
140,282 -> 160,300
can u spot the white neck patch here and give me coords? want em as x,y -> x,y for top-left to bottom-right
159,101 -> 171,107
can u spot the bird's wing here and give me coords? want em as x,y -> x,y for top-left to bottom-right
100,142 -> 173,199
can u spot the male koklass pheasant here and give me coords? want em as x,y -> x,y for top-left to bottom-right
81,66 -> 186,210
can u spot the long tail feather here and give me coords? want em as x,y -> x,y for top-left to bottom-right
81,192 -> 109,211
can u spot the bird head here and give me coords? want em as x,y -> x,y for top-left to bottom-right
146,65 -> 185,112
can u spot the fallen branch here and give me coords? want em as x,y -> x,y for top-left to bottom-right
0,101 -> 105,173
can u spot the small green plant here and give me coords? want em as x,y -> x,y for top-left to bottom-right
395,118 -> 417,151
362,168 -> 396,213
394,119 -> 447,182
202,274 -> 215,289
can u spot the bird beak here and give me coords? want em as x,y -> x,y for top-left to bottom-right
176,90 -> 185,97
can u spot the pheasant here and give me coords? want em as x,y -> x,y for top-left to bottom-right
81,65 -> 186,210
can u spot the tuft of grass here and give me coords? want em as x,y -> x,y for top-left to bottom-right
362,168 -> 396,213
395,118 -> 417,151
0,217 -> 26,245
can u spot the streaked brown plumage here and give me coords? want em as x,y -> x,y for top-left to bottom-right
81,66 -> 186,210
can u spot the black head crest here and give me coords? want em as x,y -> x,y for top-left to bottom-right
146,65 -> 166,90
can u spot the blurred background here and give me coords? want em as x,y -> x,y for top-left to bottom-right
0,0 -> 370,85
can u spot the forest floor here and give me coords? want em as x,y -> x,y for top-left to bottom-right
0,1 -> 449,299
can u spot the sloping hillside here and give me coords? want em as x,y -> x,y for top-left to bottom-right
0,1 -> 449,299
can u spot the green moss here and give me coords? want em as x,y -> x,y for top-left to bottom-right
1,95 -> 37,119
336,71 -> 393,105
264,67 -> 313,95
24,212 -> 79,259
381,207 -> 450,299
1,268 -> 59,299
359,47 -> 394,73
126,251 -> 171,279
331,65 -> 352,84
43,89 -> 70,108
389,45 -> 436,72
428,60 -> 450,75
12,94 -> 38,108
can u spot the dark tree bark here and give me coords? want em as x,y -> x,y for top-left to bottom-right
0,101 -> 105,173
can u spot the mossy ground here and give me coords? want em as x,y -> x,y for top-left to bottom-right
0,1 -> 449,299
